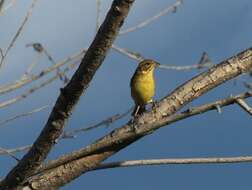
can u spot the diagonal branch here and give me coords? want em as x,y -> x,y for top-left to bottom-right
0,0 -> 135,189
0,145 -> 31,156
96,0 -> 101,32
119,0 -> 183,35
0,49 -> 85,95
0,105 -> 49,127
24,47 -> 252,189
0,60 -> 78,109
0,0 -> 38,67
236,98 -> 252,116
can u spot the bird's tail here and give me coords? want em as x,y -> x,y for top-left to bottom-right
132,105 -> 146,116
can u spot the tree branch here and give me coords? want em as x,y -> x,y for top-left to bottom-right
112,45 -> 213,70
236,98 -> 252,116
0,0 -> 38,68
0,0 -> 135,189
95,156 -> 252,170
0,145 -> 31,156
119,0 -> 183,35
1,91 -> 250,158
0,61 -> 78,109
0,49 -> 85,95
0,105 -> 49,127
24,47 -> 252,189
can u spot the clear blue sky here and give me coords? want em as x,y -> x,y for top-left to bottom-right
0,0 -> 252,189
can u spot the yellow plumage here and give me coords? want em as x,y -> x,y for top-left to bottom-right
130,59 -> 159,116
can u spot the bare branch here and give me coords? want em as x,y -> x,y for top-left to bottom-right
22,53 -> 43,78
0,0 -> 16,15
236,98 -> 252,116
0,0 -> 4,13
0,61 -> 78,109
96,0 -> 101,32
160,91 -> 252,126
158,62 -> 212,71
61,108 -> 132,139
119,0 -> 183,35
44,48 -> 69,83
95,156 -> 252,170
25,47 -> 252,189
0,145 -> 31,156
112,45 -> 213,70
0,147 -> 20,162
25,42 -> 69,83
0,0 -> 135,188
0,105 -> 50,127
0,0 -> 38,67
112,45 -> 143,61
0,49 -> 85,95
0,48 -> 3,61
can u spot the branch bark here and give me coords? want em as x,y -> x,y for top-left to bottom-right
95,156 -> 252,170
0,0 -> 135,189
24,47 -> 252,189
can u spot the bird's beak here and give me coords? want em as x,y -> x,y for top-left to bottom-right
155,62 -> 161,67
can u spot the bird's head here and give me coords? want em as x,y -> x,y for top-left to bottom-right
137,59 -> 160,74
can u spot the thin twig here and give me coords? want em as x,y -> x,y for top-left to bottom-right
26,42 -> 69,83
0,0 -> 16,15
62,108 -> 132,139
158,63 -> 213,71
0,0 -> 4,13
0,61 -> 79,109
236,98 -> 252,116
0,145 -> 31,155
95,156 -> 252,170
119,0 -> 183,35
112,45 -> 143,61
0,147 -> 19,161
96,0 -> 101,32
0,48 -> 3,61
0,49 -> 85,95
112,45 -> 213,70
44,48 -> 69,83
0,0 -> 38,67
0,105 -> 50,127
22,54 -> 43,79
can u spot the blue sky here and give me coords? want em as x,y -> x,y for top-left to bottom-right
0,0 -> 252,189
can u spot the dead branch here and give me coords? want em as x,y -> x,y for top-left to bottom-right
23,47 -> 252,189
112,45 -> 213,70
0,0 -> 38,67
0,61 -> 78,109
0,105 -> 49,127
0,0 -> 135,189
0,145 -> 31,156
96,0 -> 101,32
0,49 -> 85,95
119,0 -> 183,35
95,156 -> 252,170
236,98 -> 252,116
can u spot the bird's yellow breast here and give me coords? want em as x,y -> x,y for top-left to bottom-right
131,71 -> 155,106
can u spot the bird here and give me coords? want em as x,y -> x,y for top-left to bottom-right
130,59 -> 159,116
